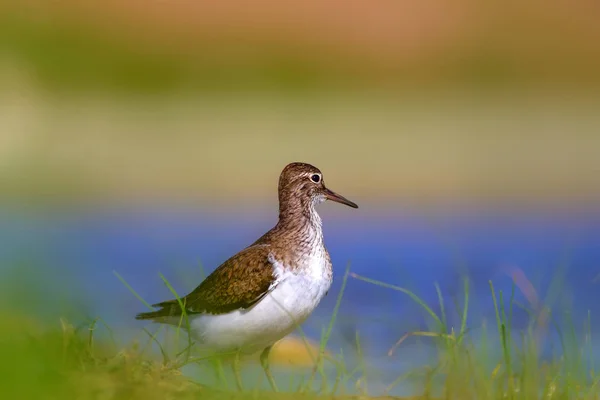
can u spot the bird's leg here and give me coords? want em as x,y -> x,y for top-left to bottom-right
232,350 -> 244,391
260,345 -> 278,392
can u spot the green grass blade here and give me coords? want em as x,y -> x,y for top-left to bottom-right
142,327 -> 170,364
159,273 -> 193,363
434,282 -> 447,333
458,277 -> 469,345
113,271 -> 152,309
351,272 -> 443,329
304,262 -> 351,393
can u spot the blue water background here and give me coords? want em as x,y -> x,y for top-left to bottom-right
1,202 -> 599,395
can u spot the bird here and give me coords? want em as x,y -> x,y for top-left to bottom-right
135,162 -> 358,391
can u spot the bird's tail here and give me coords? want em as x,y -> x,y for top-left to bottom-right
135,300 -> 183,321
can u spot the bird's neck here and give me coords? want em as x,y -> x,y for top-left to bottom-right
276,199 -> 323,244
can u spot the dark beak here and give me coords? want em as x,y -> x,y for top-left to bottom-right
324,187 -> 358,209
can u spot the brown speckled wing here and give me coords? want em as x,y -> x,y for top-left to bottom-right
135,245 -> 277,319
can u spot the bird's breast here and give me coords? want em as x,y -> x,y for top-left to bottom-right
294,243 -> 332,282
270,266 -> 331,320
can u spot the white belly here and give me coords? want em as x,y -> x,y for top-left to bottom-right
187,270 -> 331,355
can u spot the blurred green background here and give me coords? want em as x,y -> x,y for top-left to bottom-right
1,0 -> 599,209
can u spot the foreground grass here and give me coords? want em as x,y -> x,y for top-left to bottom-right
2,269 -> 599,399
1,314 -> 195,399
0,313 -> 329,400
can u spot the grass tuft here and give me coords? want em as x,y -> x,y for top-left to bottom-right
1,265 -> 598,399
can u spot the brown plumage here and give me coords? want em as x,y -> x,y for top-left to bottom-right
136,245 -> 276,318
136,162 -> 357,321
135,162 -> 357,391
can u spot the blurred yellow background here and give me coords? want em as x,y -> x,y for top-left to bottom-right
1,0 -> 599,209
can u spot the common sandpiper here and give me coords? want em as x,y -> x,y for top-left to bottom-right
135,162 -> 358,390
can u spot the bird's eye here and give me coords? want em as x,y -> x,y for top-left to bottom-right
310,174 -> 321,183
